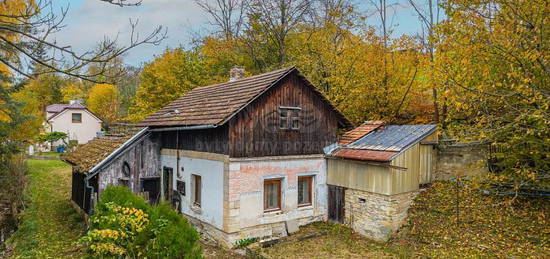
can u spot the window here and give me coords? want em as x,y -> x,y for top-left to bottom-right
192,175 -> 201,207
176,180 -> 186,196
264,179 -> 281,212
298,176 -> 313,207
279,109 -> 288,129
122,162 -> 131,177
72,113 -> 82,123
279,107 -> 301,130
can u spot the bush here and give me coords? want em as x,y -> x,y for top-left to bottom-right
81,185 -> 202,258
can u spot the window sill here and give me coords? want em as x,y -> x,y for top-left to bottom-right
297,204 -> 313,211
263,209 -> 282,216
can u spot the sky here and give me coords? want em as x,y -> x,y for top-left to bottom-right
50,0 -> 425,67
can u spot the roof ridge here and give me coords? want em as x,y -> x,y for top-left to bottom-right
190,66 -> 295,92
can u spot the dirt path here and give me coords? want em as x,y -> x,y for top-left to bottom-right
7,160 -> 85,258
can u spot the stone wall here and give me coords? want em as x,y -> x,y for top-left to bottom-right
434,142 -> 488,181
187,213 -> 321,247
344,188 -> 417,241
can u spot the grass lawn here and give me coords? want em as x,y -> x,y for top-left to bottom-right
38,152 -> 61,157
260,181 -> 550,258
7,159 -> 86,258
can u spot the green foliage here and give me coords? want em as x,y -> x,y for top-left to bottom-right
7,160 -> 86,258
234,237 -> 258,248
94,185 -> 150,214
38,131 -> 68,144
83,185 -> 202,258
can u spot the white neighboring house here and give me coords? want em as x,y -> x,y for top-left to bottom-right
43,101 -> 103,150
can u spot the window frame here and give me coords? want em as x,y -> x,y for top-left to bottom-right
192,174 -> 202,207
278,106 -> 301,130
297,176 -> 313,207
71,113 -> 82,123
122,162 -> 131,178
263,178 -> 282,212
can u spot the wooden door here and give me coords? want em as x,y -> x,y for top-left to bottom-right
141,178 -> 160,205
328,185 -> 345,223
162,167 -> 173,201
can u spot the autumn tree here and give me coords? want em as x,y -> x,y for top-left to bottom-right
87,83 -> 120,123
436,0 -> 550,189
129,48 -> 214,121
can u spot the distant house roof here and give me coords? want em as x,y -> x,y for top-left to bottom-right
330,124 -> 436,162
64,127 -> 147,173
339,120 -> 385,144
138,67 -> 351,128
46,103 -> 86,113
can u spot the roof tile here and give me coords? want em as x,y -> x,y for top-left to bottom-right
138,67 -> 295,127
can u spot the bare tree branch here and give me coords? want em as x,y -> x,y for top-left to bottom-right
0,0 -> 166,83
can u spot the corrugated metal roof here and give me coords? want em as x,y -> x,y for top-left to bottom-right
348,125 -> 436,152
339,120 -> 385,144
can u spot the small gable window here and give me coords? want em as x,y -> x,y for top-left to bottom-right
72,113 -> 82,123
279,106 -> 301,130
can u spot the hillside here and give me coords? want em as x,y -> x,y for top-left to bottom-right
259,181 -> 550,258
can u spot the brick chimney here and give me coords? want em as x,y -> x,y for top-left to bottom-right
229,66 -> 245,82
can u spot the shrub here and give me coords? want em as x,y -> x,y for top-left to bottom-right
81,185 -> 202,258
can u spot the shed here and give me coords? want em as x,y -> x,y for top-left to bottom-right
64,125 -> 161,215
326,122 -> 437,241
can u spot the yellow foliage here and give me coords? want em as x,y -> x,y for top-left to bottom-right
87,83 -> 119,123
128,48 -> 213,122
61,83 -> 85,103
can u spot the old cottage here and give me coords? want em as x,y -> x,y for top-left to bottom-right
65,125 -> 161,215
325,121 -> 437,241
67,67 -> 352,246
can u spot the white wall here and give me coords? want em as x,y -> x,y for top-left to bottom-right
160,152 -> 225,230
49,109 -> 102,145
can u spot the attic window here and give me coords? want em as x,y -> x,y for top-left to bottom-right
279,106 -> 301,130
72,113 -> 82,123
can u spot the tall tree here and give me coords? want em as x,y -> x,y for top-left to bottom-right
408,0 -> 443,124
195,0 -> 245,39
437,0 -> 550,189
87,83 -> 120,124
242,0 -> 312,69
129,48 -> 213,121
0,0 -> 165,82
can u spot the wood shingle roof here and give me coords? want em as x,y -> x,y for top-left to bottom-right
64,135 -> 132,172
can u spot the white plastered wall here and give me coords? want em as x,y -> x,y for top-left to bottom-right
48,109 -> 102,145
160,150 -> 226,230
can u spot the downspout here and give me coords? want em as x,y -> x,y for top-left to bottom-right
84,176 -> 96,214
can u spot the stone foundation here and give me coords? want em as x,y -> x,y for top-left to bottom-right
344,188 -> 417,241
187,214 -> 322,248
